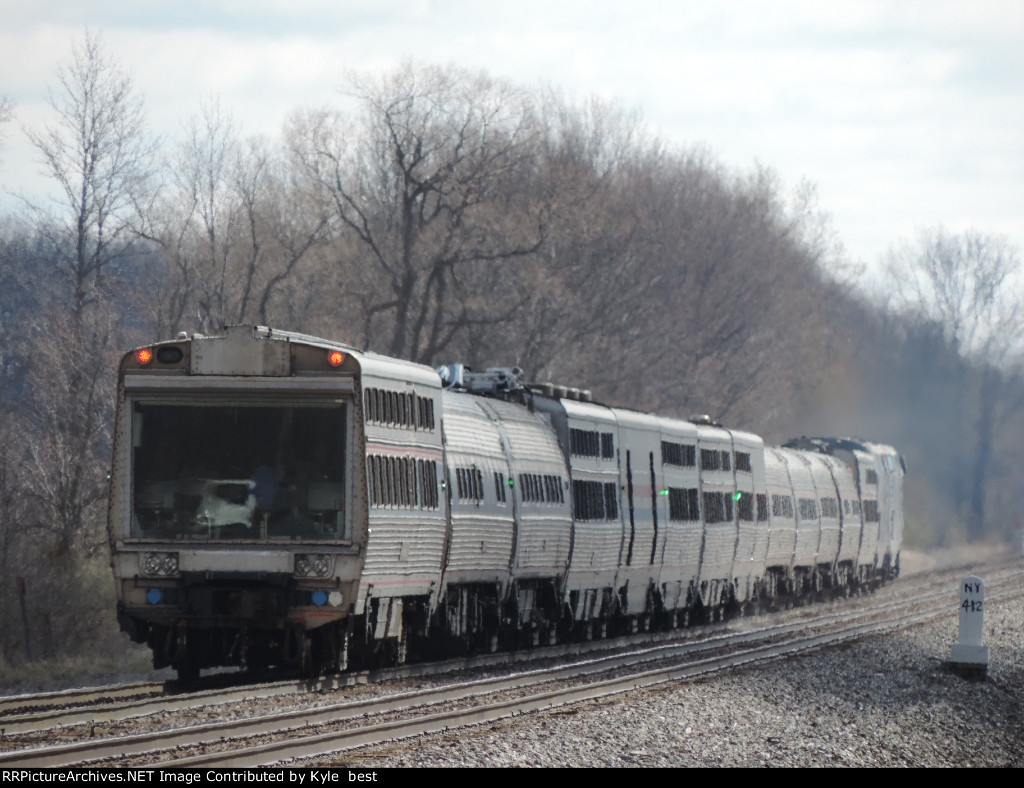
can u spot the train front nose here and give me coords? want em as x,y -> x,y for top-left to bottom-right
180,572 -> 289,626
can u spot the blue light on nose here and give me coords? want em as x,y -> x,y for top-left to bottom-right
146,588 -> 163,605
312,590 -> 328,606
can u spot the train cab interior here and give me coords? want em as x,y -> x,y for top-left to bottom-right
129,400 -> 350,541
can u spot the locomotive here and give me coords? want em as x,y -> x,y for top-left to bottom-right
108,325 -> 904,679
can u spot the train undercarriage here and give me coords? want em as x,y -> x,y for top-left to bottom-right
121,553 -> 898,682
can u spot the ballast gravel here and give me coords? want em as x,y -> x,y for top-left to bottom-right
333,582 -> 1024,768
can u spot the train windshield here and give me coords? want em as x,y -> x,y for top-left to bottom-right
130,399 -> 349,541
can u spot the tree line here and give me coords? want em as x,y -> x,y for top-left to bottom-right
0,32 -> 1020,671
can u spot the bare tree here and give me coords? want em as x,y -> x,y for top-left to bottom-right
141,99 -> 330,337
15,31 -> 154,557
498,139 -> 834,430
885,227 -> 1023,541
0,95 -> 13,156
16,310 -> 114,556
288,62 -> 546,363
22,30 -> 155,317
486,93 -> 649,379
0,351 -> 28,661
885,228 -> 1021,360
138,99 -> 245,335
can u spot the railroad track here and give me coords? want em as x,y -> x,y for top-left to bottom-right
0,553 -> 1001,720
0,682 -> 165,718
0,567 -> 984,738
2,557 -> 1020,768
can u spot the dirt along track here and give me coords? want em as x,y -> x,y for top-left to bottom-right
1,547 -> 1021,767
328,547 -> 1024,768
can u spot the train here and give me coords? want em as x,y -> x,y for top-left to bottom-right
107,325 -> 905,679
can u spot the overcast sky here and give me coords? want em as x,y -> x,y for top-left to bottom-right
2,0 -> 1022,280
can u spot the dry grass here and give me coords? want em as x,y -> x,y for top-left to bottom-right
899,541 -> 1016,575
0,640 -> 167,696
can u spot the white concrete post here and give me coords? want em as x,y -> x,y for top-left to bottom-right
948,575 -> 989,673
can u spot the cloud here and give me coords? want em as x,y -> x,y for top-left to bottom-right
2,0 -> 1023,270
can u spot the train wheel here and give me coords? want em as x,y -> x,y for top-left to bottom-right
306,628 -> 341,677
175,658 -> 200,684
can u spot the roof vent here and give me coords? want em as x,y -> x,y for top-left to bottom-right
688,414 -> 723,427
526,381 -> 593,402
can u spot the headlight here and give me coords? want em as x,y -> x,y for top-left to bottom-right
312,555 -> 330,576
141,552 -> 179,577
294,553 -> 333,577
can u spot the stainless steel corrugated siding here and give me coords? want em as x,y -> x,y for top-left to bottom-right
806,454 -> 841,565
476,398 -> 572,577
440,394 -> 514,581
764,448 -> 797,567
853,449 -> 880,566
360,366 -> 446,601
782,449 -> 821,566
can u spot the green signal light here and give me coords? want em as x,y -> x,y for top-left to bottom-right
660,489 -> 669,495
734,491 -> 743,501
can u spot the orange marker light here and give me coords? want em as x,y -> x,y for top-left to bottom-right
328,350 -> 345,367
137,348 -> 153,365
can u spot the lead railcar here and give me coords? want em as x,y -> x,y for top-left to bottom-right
109,326 -> 425,678
109,325 -> 904,679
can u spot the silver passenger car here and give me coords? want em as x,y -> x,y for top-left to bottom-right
109,327 -> 904,677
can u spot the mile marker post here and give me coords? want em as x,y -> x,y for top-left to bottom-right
947,575 -> 988,679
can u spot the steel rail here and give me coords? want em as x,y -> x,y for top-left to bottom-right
0,682 -> 164,717
6,559 -> 1016,738
162,583 -> 1024,768
1,554 -> 1010,722
2,567 -> 1019,768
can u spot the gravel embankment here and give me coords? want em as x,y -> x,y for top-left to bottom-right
333,580 -> 1024,767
